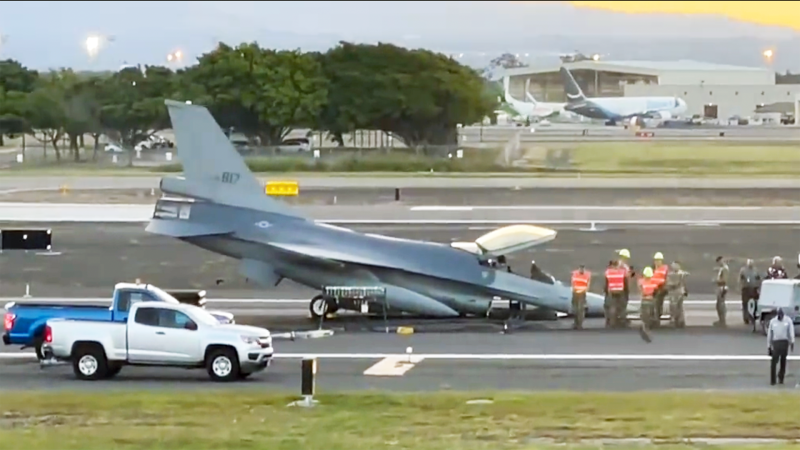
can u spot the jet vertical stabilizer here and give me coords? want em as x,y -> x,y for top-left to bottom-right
161,99 -> 299,218
559,67 -> 587,104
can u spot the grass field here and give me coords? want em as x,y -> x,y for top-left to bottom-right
1,142 -> 799,177
2,391 -> 800,449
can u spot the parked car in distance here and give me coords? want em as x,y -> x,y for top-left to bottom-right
41,302 -> 273,382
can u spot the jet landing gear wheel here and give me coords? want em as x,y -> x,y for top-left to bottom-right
309,295 -> 338,320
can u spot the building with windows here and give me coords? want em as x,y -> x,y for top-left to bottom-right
505,60 -> 800,120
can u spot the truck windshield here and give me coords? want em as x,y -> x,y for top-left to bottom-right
190,307 -> 222,326
146,285 -> 181,303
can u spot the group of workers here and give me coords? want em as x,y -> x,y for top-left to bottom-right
570,251 -> 799,336
570,249 -> 688,340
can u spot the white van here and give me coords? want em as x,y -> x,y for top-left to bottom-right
753,279 -> 800,335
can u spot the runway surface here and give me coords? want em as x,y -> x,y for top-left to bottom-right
6,187 -> 800,207
8,176 -> 800,190
0,222 -> 795,298
0,331 -> 791,391
4,203 -> 800,223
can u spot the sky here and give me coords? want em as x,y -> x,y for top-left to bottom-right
0,1 -> 798,71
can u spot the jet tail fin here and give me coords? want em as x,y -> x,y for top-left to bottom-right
559,67 -> 586,103
162,99 -> 298,218
502,76 -> 517,104
524,78 -> 538,105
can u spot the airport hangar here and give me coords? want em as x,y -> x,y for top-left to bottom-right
505,60 -> 800,122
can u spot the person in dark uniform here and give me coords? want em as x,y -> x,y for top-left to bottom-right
767,309 -> 795,385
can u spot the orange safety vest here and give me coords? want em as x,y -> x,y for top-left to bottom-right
639,278 -> 657,299
605,268 -> 625,292
652,264 -> 668,286
571,270 -> 591,293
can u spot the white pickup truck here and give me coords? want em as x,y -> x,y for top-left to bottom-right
41,301 -> 273,382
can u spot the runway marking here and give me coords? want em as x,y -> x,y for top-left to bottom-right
411,206 -> 765,212
0,298 -> 308,304
363,356 -> 425,376
3,353 -> 798,362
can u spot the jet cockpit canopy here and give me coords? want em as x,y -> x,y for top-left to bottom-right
450,224 -> 557,260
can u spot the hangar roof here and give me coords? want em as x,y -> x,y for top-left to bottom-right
504,60 -> 770,78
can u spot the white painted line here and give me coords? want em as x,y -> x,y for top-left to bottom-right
412,206 -> 765,211
2,353 -> 795,362
276,353 -> 800,361
0,298 -> 738,305
0,298 -> 307,304
363,356 -> 425,376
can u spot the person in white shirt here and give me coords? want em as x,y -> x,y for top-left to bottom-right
767,309 -> 795,385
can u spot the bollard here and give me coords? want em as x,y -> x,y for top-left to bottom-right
301,357 -> 316,396
394,188 -> 400,201
406,346 -> 413,363
24,283 -> 31,298
287,357 -> 319,407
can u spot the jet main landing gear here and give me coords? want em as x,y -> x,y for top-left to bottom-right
309,294 -> 339,320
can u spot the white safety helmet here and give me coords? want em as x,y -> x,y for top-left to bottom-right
654,252 -> 664,260
618,249 -> 631,259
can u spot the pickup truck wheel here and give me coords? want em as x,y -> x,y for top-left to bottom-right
72,346 -> 108,381
206,348 -> 240,382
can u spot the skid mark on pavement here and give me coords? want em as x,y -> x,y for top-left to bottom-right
363,356 -> 425,376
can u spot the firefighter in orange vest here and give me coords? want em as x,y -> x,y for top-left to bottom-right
651,252 -> 669,329
604,260 -> 627,328
638,266 -> 658,343
571,265 -> 591,329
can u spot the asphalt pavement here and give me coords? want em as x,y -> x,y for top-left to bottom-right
0,331 -> 790,392
0,222 -> 795,298
5,203 -> 800,223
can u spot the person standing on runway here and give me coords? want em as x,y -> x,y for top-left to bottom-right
713,256 -> 729,328
738,259 -> 761,325
767,309 -> 795,385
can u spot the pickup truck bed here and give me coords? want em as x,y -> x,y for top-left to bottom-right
4,283 -> 233,358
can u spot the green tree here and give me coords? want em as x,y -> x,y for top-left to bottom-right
0,59 -> 38,146
23,72 -> 68,161
98,65 -> 174,166
180,42 -> 328,145
318,42 -> 495,149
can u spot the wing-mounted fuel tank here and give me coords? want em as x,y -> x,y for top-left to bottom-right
451,224 -> 557,261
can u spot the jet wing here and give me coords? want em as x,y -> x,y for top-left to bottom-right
268,242 -> 388,267
145,219 -> 234,238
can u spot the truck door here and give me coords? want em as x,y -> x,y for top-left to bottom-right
128,306 -> 200,364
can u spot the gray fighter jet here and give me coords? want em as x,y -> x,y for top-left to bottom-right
146,100 -> 606,319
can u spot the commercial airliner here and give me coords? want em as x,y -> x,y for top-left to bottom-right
502,76 -> 567,121
559,67 -> 687,125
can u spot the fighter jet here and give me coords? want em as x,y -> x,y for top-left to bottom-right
146,100 -> 606,319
